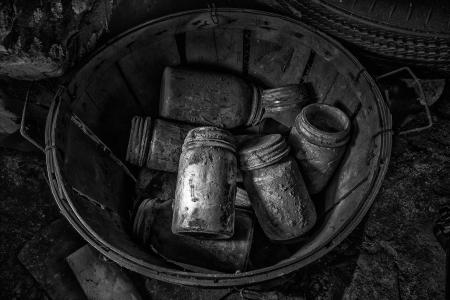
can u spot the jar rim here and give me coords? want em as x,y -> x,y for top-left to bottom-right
183,126 -> 236,152
239,134 -> 290,170
295,103 -> 350,147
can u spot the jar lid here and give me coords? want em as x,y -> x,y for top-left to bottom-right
239,134 -> 290,170
295,103 -> 350,147
183,126 -> 236,152
261,84 -> 310,111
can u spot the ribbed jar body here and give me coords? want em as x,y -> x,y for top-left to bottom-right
173,127 -> 237,239
160,66 -> 263,129
289,104 -> 350,194
240,134 -> 317,242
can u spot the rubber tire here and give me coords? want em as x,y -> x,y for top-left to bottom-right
279,0 -> 450,74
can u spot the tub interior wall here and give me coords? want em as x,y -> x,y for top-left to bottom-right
55,11 -> 387,276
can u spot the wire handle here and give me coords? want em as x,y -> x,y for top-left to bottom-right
376,66 -> 433,135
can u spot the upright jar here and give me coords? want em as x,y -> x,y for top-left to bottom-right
160,67 -> 308,129
288,103 -> 351,194
126,116 -> 194,172
173,127 -> 237,239
239,134 -> 317,242
261,83 -> 310,133
134,198 -> 254,273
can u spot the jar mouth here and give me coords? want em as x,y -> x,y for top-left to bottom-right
239,134 -> 290,170
183,126 -> 236,152
297,104 -> 350,147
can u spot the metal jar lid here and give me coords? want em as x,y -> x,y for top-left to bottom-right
295,103 -> 351,147
261,84 -> 310,112
239,134 -> 290,171
183,126 -> 236,152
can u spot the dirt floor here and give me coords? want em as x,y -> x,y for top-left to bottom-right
0,91 -> 449,299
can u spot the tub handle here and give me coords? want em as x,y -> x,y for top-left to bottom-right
20,85 -> 65,153
376,66 -> 433,135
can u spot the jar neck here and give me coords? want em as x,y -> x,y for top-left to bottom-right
183,127 -> 236,153
261,84 -> 310,111
183,139 -> 236,153
239,135 -> 290,171
246,85 -> 265,126
126,116 -> 152,166
295,106 -> 350,148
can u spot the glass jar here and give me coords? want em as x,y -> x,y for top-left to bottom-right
261,84 -> 310,132
239,134 -> 317,242
133,198 -> 254,273
288,103 -> 350,194
160,67 -> 308,130
126,116 -> 194,173
172,127 -> 237,239
160,66 -> 263,129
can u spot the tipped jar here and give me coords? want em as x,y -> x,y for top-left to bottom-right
160,66 -> 309,129
288,103 -> 351,194
126,116 -> 194,173
172,127 -> 237,239
239,134 -> 317,242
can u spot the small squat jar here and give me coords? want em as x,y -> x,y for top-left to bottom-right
126,116 -> 194,172
239,134 -> 317,242
288,103 -> 351,194
173,127 -> 237,239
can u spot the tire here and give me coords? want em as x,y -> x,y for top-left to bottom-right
279,0 -> 450,74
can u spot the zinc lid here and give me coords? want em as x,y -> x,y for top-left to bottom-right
239,134 -> 290,170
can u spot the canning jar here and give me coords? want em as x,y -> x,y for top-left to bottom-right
288,103 -> 350,194
160,66 -> 308,129
172,127 -> 237,239
126,116 -> 194,172
261,83 -> 310,132
134,198 -> 254,273
239,134 -> 317,242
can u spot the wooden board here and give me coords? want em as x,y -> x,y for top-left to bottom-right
248,29 -> 311,88
18,219 -> 86,300
67,245 -> 142,300
185,29 -> 243,73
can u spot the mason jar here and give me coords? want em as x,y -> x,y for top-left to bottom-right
261,83 -> 310,133
133,198 -> 254,273
172,127 -> 237,239
126,116 -> 194,173
239,134 -> 317,242
160,66 -> 308,130
288,103 -> 351,194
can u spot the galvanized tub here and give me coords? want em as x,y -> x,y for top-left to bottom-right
45,9 -> 392,287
